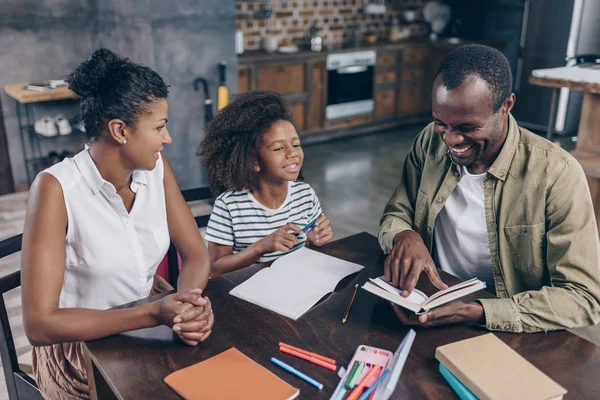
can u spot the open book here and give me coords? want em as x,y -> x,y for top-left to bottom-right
230,247 -> 364,320
361,276 -> 486,314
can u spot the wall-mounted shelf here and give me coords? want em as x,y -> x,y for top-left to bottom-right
3,82 -> 82,185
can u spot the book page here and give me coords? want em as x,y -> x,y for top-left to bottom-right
425,278 -> 481,303
361,282 -> 422,313
369,277 -> 428,305
423,280 -> 486,311
273,247 -> 364,291
230,247 -> 364,320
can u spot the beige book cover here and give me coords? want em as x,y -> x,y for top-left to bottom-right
435,334 -> 567,400
164,347 -> 299,400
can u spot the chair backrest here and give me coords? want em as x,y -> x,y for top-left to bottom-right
0,234 -> 43,400
167,186 -> 213,287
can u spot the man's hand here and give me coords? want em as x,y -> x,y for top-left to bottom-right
392,300 -> 485,327
384,230 -> 447,296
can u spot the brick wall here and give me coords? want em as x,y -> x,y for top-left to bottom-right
236,0 -> 427,51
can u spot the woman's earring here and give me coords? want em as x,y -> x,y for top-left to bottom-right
122,139 -> 127,144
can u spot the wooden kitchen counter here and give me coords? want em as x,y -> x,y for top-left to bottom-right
529,72 -> 600,231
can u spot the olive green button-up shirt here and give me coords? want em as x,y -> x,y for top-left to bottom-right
379,115 -> 600,333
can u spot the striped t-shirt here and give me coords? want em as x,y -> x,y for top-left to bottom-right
205,181 -> 323,262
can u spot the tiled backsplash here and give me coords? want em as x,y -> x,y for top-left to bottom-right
236,0 -> 427,51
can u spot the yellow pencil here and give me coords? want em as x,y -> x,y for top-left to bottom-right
342,284 -> 359,324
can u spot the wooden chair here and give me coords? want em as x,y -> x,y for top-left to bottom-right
167,186 -> 213,287
0,234 -> 43,400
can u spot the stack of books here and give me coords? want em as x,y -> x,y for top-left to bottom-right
435,334 -> 567,400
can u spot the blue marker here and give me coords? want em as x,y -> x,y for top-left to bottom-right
271,357 -> 323,390
358,369 -> 390,400
302,217 -> 318,233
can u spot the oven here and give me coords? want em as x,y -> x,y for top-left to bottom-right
326,50 -> 376,120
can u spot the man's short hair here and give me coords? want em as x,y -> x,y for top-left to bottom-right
434,44 -> 513,112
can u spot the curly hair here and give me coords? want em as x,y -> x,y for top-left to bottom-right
434,44 -> 512,112
66,48 -> 169,141
197,90 -> 294,196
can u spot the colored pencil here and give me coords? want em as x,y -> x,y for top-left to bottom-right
342,284 -> 359,324
302,217 -> 318,232
279,346 -> 337,371
346,365 -> 380,400
270,357 -> 323,390
358,369 -> 390,400
278,342 -> 336,365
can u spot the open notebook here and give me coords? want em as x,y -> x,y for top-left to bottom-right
230,247 -> 364,320
164,347 -> 299,400
362,276 -> 486,314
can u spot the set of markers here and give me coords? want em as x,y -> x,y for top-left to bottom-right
330,329 -> 416,400
330,345 -> 392,400
271,342 -> 337,390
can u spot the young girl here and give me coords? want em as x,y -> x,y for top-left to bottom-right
198,90 -> 333,276
21,49 -> 213,400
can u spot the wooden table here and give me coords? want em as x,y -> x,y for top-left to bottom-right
529,75 -> 600,231
83,232 -> 600,399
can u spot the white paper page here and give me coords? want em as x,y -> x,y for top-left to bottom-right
425,277 -> 480,303
369,277 -> 428,305
273,247 -> 364,291
361,283 -> 422,313
229,247 -> 364,320
423,280 -> 486,311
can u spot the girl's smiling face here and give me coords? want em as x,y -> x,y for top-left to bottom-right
255,120 -> 304,184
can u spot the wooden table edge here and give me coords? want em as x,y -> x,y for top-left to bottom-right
528,75 -> 600,94
83,342 -> 124,400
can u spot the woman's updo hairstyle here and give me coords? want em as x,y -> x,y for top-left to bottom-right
66,48 -> 169,141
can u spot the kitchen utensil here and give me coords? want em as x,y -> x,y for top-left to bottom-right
217,62 -> 229,111
423,1 -> 451,41
235,30 -> 244,55
262,34 -> 280,53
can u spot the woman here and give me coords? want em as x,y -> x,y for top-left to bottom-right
21,49 -> 214,399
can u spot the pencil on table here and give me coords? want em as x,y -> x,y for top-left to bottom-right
342,283 -> 359,324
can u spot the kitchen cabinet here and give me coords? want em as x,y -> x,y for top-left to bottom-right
238,67 -> 251,94
257,63 -> 305,94
375,71 -> 397,85
238,40 -> 501,144
289,102 -> 306,131
375,90 -> 397,120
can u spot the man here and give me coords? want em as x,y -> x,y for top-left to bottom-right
379,44 -> 600,333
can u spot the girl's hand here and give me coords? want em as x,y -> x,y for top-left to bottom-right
255,223 -> 301,254
307,215 -> 333,247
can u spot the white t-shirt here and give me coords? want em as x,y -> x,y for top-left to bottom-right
43,149 -> 169,309
205,181 -> 323,263
433,166 -> 494,290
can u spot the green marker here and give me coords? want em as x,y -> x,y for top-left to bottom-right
345,361 -> 360,389
348,361 -> 365,388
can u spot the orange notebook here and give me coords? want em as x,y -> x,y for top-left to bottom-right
164,347 -> 299,400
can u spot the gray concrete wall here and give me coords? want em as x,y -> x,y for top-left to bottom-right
0,0 -> 236,190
